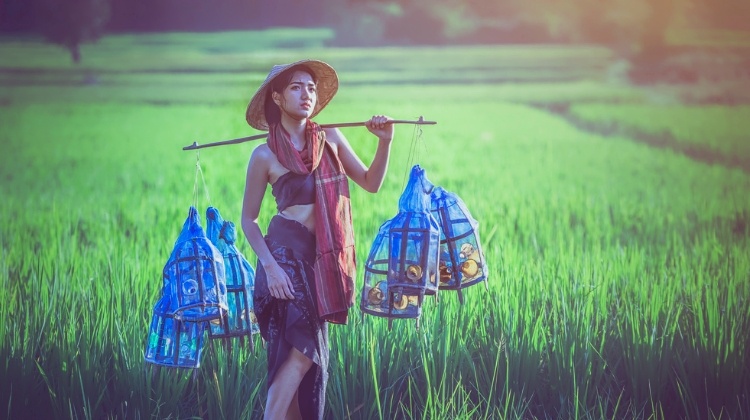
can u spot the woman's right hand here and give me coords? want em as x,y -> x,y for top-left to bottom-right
264,261 -> 296,300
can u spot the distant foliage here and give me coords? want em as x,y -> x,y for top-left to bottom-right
35,0 -> 111,63
327,0 -> 746,58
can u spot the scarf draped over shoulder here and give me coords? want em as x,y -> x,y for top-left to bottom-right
266,121 -> 356,324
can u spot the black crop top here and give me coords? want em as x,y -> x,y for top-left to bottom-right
271,171 -> 316,212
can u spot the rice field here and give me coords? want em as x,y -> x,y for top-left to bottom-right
568,103 -> 750,169
1,30 -> 749,419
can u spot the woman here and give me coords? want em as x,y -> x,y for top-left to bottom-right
241,59 -> 394,420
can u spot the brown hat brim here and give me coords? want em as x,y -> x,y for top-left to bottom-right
245,59 -> 338,131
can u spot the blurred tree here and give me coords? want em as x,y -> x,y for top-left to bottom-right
34,0 -> 111,64
691,0 -> 750,31
638,0 -> 676,60
4,0 -> 745,49
0,0 -> 34,32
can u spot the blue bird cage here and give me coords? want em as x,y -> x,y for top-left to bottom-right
144,300 -> 207,368
361,165 -> 440,329
205,207 -> 259,345
145,206 -> 227,368
430,187 -> 488,304
162,206 -> 228,323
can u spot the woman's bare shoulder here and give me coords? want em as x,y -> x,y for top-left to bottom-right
245,144 -> 271,176
323,127 -> 343,140
249,143 -> 275,164
251,143 -> 272,157
249,143 -> 288,184
323,127 -> 345,151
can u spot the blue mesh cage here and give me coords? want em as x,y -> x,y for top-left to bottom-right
430,187 -> 488,303
386,211 -> 440,295
360,166 -> 440,328
361,219 -> 428,328
205,207 -> 259,343
161,206 -> 228,322
144,301 -> 206,368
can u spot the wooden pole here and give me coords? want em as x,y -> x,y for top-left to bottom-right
182,117 -> 436,151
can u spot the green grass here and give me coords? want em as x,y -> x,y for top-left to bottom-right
1,30 -> 749,419
569,103 -> 750,160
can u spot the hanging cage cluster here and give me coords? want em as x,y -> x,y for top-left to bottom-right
145,206 -> 259,368
361,165 -> 488,328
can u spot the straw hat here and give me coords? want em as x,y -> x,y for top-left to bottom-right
245,59 -> 339,131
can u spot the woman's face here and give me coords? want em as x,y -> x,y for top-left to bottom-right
273,70 -> 317,122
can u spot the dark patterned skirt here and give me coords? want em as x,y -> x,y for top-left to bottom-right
253,215 -> 328,420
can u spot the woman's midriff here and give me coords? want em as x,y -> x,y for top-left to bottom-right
278,203 -> 316,233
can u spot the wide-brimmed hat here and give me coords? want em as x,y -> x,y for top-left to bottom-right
245,59 -> 339,131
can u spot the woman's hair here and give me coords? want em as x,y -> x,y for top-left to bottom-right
263,64 -> 318,126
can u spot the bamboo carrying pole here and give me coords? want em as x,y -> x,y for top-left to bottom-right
182,117 -> 436,150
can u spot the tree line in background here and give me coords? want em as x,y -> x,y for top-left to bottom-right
0,0 -> 748,64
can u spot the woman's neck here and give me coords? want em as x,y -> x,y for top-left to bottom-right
280,115 -> 308,150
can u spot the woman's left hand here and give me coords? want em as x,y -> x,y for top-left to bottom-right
365,115 -> 394,142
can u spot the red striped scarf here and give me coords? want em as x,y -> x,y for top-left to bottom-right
267,121 -> 356,324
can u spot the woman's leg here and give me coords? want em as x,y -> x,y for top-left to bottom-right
264,347 -> 313,420
285,390 -> 301,420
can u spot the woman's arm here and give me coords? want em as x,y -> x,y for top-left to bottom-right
241,145 -> 295,300
326,115 -> 394,193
